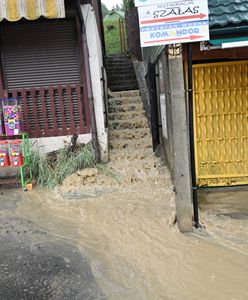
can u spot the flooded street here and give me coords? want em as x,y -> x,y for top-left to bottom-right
1,90 -> 248,299
1,183 -> 247,299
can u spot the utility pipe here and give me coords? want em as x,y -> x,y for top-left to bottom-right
187,43 -> 199,227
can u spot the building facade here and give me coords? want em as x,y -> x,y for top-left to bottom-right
0,0 -> 108,160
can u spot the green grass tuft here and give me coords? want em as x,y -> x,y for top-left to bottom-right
30,143 -> 96,189
104,20 -> 122,54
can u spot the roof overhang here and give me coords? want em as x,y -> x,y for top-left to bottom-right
200,36 -> 248,51
210,25 -> 248,36
0,0 -> 65,22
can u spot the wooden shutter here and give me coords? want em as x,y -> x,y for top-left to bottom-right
0,19 -> 81,89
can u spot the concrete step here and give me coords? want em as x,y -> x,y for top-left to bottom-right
108,80 -> 139,91
106,54 -> 131,61
109,136 -> 152,150
106,68 -> 134,76
109,147 -> 154,162
109,127 -> 150,140
109,118 -> 149,130
106,59 -> 133,66
0,177 -> 21,188
108,96 -> 141,106
107,73 -> 137,82
106,66 -> 134,74
108,90 -> 140,98
108,110 -> 145,121
108,102 -> 144,113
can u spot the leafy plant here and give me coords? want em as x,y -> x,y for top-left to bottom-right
104,20 -> 121,54
30,143 -> 120,189
30,143 -> 96,189
123,0 -> 134,12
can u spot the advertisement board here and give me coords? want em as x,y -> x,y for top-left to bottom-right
138,0 -> 209,47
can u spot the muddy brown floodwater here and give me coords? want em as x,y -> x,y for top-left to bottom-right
11,184 -> 247,300
2,115 -> 248,299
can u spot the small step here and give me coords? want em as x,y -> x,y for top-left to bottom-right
109,128 -> 150,140
109,136 -> 152,150
106,54 -> 131,62
106,68 -> 134,76
109,147 -> 154,162
108,96 -> 141,106
106,57 -> 133,66
0,177 -> 21,188
107,73 -> 137,82
108,80 -> 139,91
109,84 -> 139,92
108,102 -> 144,113
108,110 -> 145,121
109,118 -> 149,130
108,90 -> 140,98
108,82 -> 138,90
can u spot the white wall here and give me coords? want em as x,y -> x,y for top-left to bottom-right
81,4 -> 108,162
0,134 -> 92,178
30,133 -> 92,153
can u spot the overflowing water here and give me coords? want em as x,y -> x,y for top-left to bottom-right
1,91 -> 248,299
5,184 -> 245,300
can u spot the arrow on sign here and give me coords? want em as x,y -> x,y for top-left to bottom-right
141,13 -> 207,25
144,35 -> 204,44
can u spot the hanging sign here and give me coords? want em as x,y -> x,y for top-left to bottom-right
138,0 -> 209,47
135,0 -> 178,7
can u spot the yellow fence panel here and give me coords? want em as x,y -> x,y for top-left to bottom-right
193,60 -> 248,186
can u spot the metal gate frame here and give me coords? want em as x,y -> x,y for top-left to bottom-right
193,60 -> 248,187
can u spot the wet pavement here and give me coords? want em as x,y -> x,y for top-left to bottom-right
0,186 -> 248,300
0,212 -> 105,300
199,187 -> 248,249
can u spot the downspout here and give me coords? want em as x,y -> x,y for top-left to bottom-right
96,0 -> 108,128
75,0 -> 100,162
187,43 -> 199,227
96,0 -> 106,59
146,60 -> 160,152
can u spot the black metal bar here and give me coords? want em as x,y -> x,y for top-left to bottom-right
197,184 -> 248,190
187,43 -> 199,228
146,61 -> 160,152
101,66 -> 108,128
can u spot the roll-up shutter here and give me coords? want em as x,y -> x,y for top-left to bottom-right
0,19 -> 81,89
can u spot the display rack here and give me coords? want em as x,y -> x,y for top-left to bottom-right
0,98 -> 32,190
0,133 -> 32,190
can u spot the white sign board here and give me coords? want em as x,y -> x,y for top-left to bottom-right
135,0 -> 178,7
138,0 -> 209,47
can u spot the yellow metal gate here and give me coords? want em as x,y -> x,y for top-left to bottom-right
193,60 -> 248,187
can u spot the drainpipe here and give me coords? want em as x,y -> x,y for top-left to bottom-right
75,0 -> 100,162
96,0 -> 106,59
146,60 -> 160,152
96,0 -> 108,129
187,43 -> 199,227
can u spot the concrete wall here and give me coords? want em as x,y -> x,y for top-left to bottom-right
81,4 -> 108,162
138,45 -> 193,232
0,134 -> 92,178
156,52 -> 175,176
132,59 -> 150,120
30,134 -> 92,153
167,47 -> 193,232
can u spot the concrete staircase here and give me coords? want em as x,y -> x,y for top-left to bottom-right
106,53 -> 139,92
107,90 -> 158,183
108,90 -> 150,151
